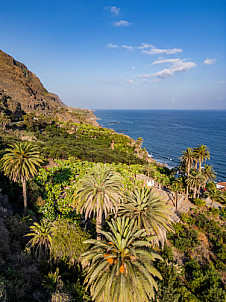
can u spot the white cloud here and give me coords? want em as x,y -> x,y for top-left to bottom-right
220,81 -> 226,85
124,79 -> 134,84
136,73 -> 152,79
113,20 -> 131,27
122,45 -> 133,51
105,6 -> 120,16
153,58 -> 181,64
154,69 -> 174,78
136,58 -> 196,80
107,43 -> 118,48
217,97 -> 224,101
137,43 -> 182,55
107,42 -> 183,56
131,66 -> 135,70
138,43 -> 153,49
142,46 -> 182,55
204,58 -> 216,65
171,98 -> 176,103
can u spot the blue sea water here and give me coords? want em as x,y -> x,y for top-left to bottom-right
94,110 -> 226,182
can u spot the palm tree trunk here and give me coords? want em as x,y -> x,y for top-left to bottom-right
199,160 -> 202,173
187,161 -> 190,176
186,185 -> 189,200
197,185 -> 201,198
22,179 -> 27,215
175,193 -> 178,211
195,161 -> 198,170
96,209 -> 102,240
193,187 -> 197,199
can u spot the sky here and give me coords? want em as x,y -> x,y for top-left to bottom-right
0,0 -> 226,109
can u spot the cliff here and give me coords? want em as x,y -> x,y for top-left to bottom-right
0,50 -> 98,126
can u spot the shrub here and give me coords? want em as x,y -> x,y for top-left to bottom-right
194,198 -> 206,207
181,213 -> 195,225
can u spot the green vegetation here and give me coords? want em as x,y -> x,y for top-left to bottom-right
1,142 -> 43,214
0,116 -> 225,301
81,217 -> 162,302
75,164 -> 123,240
118,186 -> 173,242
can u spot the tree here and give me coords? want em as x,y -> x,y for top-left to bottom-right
202,164 -> 216,188
205,186 -> 225,208
117,187 -> 173,245
74,164 -> 123,240
180,147 -> 194,176
26,220 -> 52,260
50,219 -> 89,265
81,217 -> 162,302
1,142 -> 43,214
171,179 -> 184,210
0,112 -> 10,132
145,163 -> 157,179
186,171 -> 204,199
180,147 -> 194,198
194,145 -> 210,173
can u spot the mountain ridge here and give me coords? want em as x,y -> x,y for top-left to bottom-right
0,50 -> 98,125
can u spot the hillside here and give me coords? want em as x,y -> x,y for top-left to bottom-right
0,50 -> 98,125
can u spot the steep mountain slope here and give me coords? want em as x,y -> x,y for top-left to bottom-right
0,50 -> 98,125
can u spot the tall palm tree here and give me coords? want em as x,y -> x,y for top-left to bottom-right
180,147 -> 194,176
194,145 -> 210,173
1,142 -> 43,214
117,187 -> 173,245
26,220 -> 52,260
180,148 -> 194,198
171,179 -> 184,210
202,164 -> 216,188
74,164 -> 123,240
186,171 -> 204,199
81,217 -> 162,302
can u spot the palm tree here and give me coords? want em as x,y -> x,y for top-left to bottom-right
171,179 -> 184,210
180,148 -> 194,198
186,171 -> 204,199
194,145 -> 210,173
145,163 -> 157,179
202,164 -> 216,188
1,142 -> 43,214
117,187 -> 173,245
81,217 -> 162,302
205,187 -> 225,208
180,147 -> 194,176
74,164 -> 123,240
26,220 -> 52,260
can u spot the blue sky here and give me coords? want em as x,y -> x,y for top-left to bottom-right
1,0 -> 226,109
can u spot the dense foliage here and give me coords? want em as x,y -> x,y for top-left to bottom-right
0,118 -> 225,301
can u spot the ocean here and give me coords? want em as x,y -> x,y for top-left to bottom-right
94,110 -> 226,182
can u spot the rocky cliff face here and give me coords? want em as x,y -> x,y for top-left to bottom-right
0,50 -> 98,125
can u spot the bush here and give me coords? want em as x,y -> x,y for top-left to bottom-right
181,213 -> 195,225
168,223 -> 199,253
194,198 -> 206,207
